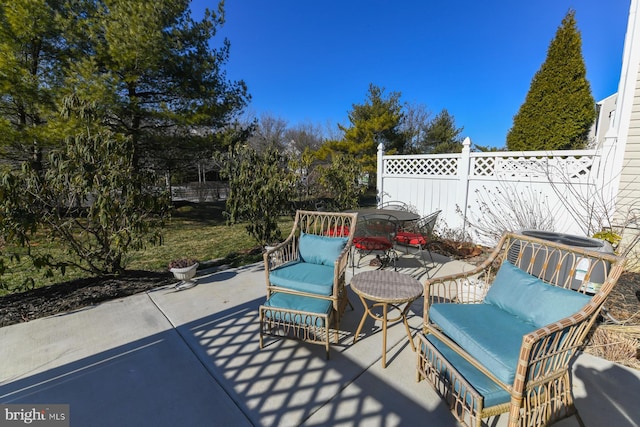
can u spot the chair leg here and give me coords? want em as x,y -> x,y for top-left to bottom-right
350,247 -> 356,273
259,308 -> 265,349
333,312 -> 340,344
419,245 -> 435,269
390,249 -> 398,271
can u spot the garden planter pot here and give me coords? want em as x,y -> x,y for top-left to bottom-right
170,263 -> 199,290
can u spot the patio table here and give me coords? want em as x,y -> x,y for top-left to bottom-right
346,208 -> 419,224
351,270 -> 423,368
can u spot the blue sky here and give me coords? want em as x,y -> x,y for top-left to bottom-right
190,1 -> 630,148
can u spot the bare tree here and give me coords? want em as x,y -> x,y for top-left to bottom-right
401,102 -> 432,154
247,113 -> 288,152
283,122 -> 324,156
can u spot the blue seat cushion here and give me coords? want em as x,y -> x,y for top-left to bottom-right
484,261 -> 592,328
263,293 -> 332,327
423,334 -> 511,408
299,232 -> 348,266
269,261 -> 335,295
429,303 -> 537,384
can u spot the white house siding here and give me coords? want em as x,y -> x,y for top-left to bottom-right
611,0 -> 640,239
611,65 -> 640,269
615,66 -> 640,226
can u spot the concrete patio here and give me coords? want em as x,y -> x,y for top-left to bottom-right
1,253 -> 639,426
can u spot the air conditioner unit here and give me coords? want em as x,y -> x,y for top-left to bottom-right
508,230 -> 614,294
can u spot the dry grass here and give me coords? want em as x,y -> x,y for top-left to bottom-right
585,325 -> 640,370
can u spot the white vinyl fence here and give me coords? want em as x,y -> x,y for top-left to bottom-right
377,138 -> 618,245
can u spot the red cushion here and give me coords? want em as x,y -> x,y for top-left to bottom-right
354,236 -> 392,251
395,232 -> 427,246
326,226 -> 350,237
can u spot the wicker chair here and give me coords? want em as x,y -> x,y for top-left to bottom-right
417,232 -> 625,427
260,210 -> 358,357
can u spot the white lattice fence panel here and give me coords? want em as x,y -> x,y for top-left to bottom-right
471,154 -> 597,182
384,157 -> 458,176
472,157 -> 496,176
496,157 -> 549,179
379,146 -> 608,244
548,155 -> 596,180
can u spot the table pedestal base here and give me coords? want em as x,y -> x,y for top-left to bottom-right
352,296 -> 418,368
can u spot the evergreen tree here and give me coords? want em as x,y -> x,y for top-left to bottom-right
424,109 -> 464,154
222,144 -> 293,246
318,84 -> 405,176
0,0 -> 70,171
0,0 -> 247,274
0,95 -> 169,275
0,0 -> 249,172
507,10 -> 595,151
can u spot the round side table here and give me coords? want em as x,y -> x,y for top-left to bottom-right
351,270 -> 423,368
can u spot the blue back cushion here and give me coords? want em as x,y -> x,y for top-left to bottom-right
298,232 -> 348,266
484,261 -> 592,328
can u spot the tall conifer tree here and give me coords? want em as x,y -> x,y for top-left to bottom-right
507,10 -> 595,151
0,0 -> 247,274
318,84 -> 405,176
424,109 -> 464,154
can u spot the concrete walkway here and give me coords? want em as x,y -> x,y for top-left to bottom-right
1,255 -> 639,426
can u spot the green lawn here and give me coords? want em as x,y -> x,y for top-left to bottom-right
0,202 -> 293,296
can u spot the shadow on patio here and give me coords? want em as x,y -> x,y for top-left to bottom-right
174,285 -> 455,426
1,254 -> 639,426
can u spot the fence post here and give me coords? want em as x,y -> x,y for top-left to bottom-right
458,137 -> 472,233
377,143 -> 384,206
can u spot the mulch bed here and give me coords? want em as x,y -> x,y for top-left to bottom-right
0,270 -> 175,327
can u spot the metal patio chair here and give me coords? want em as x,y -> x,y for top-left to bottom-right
352,214 -> 399,271
394,209 -> 441,268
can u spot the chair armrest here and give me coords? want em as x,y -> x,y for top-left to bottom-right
515,307 -> 600,397
335,244 -> 351,271
332,243 -> 352,290
263,236 -> 298,271
425,268 -> 485,303
425,245 -> 502,300
424,240 -> 504,324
